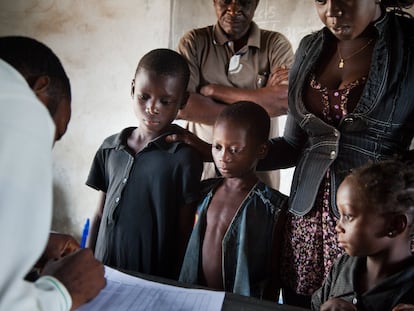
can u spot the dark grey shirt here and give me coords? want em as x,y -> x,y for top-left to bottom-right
87,125 -> 203,279
311,254 -> 414,310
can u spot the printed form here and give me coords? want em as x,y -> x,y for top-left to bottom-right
77,266 -> 225,311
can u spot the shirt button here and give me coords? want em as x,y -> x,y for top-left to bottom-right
115,197 -> 120,203
330,151 -> 336,159
334,130 -> 339,137
352,297 -> 358,305
123,178 -> 127,184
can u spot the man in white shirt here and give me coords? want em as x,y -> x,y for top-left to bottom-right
0,36 -> 105,311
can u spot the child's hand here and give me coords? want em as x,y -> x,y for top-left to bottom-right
392,304 -> 414,311
35,232 -> 80,270
320,298 -> 357,311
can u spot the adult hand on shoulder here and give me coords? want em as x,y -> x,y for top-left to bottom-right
165,126 -> 212,162
320,298 -> 357,311
41,248 -> 105,310
35,233 -> 80,270
392,304 -> 414,311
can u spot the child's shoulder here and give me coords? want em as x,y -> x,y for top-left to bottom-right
100,127 -> 135,149
165,125 -> 204,157
200,177 -> 222,194
255,181 -> 288,209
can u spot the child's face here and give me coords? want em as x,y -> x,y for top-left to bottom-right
335,176 -> 390,257
212,120 -> 265,179
131,69 -> 186,134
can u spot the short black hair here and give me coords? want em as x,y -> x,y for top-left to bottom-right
215,101 -> 270,144
134,48 -> 190,90
349,160 -> 414,235
0,36 -> 71,104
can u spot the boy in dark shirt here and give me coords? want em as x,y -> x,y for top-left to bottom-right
179,101 -> 287,299
86,49 -> 203,279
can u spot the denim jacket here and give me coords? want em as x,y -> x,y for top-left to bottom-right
261,11 -> 414,217
179,179 -> 287,298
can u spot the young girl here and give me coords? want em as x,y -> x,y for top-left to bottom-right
311,160 -> 414,311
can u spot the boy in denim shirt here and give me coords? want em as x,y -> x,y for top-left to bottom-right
179,101 -> 287,299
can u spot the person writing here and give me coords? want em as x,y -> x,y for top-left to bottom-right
0,36 -> 105,311
179,101 -> 287,299
86,49 -> 203,280
177,0 -> 293,190
311,160 -> 414,311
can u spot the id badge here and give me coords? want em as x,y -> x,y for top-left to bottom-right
228,54 -> 243,74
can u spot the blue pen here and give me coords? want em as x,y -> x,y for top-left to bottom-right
80,218 -> 90,248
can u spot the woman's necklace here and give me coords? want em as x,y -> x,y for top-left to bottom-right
337,39 -> 374,69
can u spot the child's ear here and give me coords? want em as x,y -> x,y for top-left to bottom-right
179,91 -> 190,110
30,75 -> 51,108
386,214 -> 408,237
131,79 -> 135,99
32,75 -> 50,99
257,142 -> 269,160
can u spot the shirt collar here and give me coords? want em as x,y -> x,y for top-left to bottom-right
213,21 -> 261,49
113,125 -> 183,154
373,7 -> 388,38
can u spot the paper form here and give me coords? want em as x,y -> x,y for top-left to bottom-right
76,266 -> 225,311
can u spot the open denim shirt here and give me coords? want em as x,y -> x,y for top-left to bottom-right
179,179 -> 287,298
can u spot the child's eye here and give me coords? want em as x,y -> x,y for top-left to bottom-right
213,144 -> 222,151
160,99 -> 173,105
314,0 -> 326,4
343,214 -> 353,222
137,94 -> 149,101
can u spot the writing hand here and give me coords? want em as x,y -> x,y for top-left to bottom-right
35,232 -> 80,270
41,248 -> 105,310
320,298 -> 357,311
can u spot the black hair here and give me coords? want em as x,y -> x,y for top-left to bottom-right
0,36 -> 71,115
134,48 -> 190,90
215,101 -> 270,144
383,0 -> 414,8
382,0 -> 414,17
350,160 -> 414,234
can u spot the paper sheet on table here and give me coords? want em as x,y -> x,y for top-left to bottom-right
76,266 -> 225,311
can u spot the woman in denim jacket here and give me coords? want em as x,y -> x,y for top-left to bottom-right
258,0 -> 414,307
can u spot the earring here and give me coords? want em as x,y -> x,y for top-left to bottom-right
337,11 -> 343,16
387,231 -> 394,237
